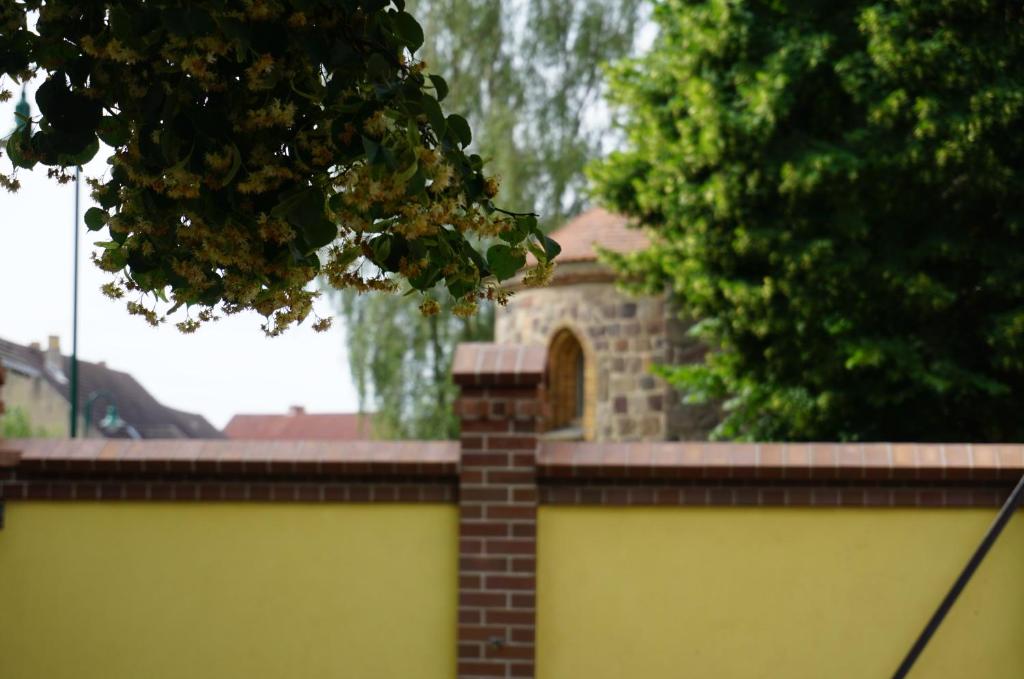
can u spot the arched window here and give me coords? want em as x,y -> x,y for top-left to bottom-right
548,329 -> 586,433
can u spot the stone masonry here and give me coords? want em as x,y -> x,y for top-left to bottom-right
496,261 -> 718,442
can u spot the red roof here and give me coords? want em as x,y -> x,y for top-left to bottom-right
543,207 -> 650,263
224,409 -> 373,441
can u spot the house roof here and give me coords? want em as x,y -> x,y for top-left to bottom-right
223,409 -> 373,441
542,207 -> 650,263
0,336 -> 221,439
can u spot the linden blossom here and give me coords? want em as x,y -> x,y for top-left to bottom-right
0,1 -> 558,336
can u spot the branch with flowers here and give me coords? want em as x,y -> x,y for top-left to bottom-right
0,0 -> 558,335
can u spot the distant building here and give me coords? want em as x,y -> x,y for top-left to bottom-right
0,335 -> 220,439
224,406 -> 373,441
496,207 -> 718,442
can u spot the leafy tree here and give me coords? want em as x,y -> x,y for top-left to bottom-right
0,0 -> 557,336
336,0 -> 646,438
593,0 -> 1024,442
1,406 -> 56,438
339,291 -> 492,438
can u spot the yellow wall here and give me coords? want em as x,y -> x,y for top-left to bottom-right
537,506 -> 1024,679
0,502 -> 457,679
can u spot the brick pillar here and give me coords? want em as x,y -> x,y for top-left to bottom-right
452,342 -> 546,679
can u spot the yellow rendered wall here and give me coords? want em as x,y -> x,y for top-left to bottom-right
0,502 -> 457,679
537,506 -> 1024,679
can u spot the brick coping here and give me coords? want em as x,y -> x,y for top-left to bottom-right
451,342 -> 546,387
2,439 -> 458,477
6,440 -> 1023,482
538,442 -> 1024,482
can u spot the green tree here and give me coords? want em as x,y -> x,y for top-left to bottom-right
336,0 -> 646,438
339,292 -> 492,438
593,0 -> 1024,442
1,1 -> 556,335
1,406 -> 56,438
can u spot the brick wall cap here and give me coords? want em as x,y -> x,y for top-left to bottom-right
0,446 -> 21,467
452,342 -> 546,386
538,442 -> 1024,482
8,439 -> 458,477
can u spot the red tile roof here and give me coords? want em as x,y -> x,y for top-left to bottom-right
542,207 -> 650,264
223,411 -> 373,441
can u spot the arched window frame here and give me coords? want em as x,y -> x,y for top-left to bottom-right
546,327 -> 595,440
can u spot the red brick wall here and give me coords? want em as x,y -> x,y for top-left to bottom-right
0,440 -> 458,503
536,441 -> 1023,508
453,343 -> 545,678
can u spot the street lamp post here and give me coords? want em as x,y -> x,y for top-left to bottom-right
70,165 -> 80,437
12,85 -> 81,438
82,390 -> 138,439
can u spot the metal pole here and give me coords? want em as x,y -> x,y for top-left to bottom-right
69,166 -> 80,437
891,471 -> 1024,679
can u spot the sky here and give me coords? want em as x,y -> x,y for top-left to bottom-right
0,84 -> 360,430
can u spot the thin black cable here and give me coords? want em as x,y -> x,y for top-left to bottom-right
892,471 -> 1024,679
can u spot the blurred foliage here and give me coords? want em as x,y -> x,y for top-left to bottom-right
1,406 -> 58,438
0,0 -> 557,336
335,0 -> 646,438
593,0 -> 1024,441
338,289 -> 492,439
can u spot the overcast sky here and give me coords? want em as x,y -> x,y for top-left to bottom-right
0,84 -> 360,430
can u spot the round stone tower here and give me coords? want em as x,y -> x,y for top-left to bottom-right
495,208 -> 717,442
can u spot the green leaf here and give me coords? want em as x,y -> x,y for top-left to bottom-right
428,74 -> 448,102
277,188 -> 337,252
367,53 -> 392,80
6,131 -> 35,170
405,168 -> 427,196
35,74 -> 102,134
84,207 -> 107,231
499,216 -> 528,244
333,245 -> 362,269
486,244 -> 526,281
527,242 -> 546,263
362,135 -> 381,163
94,241 -> 121,250
220,144 -> 242,188
97,116 -> 130,147
397,158 -> 419,182
542,234 -> 561,260
421,95 -> 446,135
368,235 -> 392,267
392,11 -> 424,52
446,114 -> 472,147
408,256 -> 442,290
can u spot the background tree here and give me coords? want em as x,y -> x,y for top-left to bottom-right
592,0 -> 1024,442
1,406 -> 57,438
336,0 -> 646,438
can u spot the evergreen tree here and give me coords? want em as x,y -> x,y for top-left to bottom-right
592,0 -> 1024,441
336,0 -> 646,439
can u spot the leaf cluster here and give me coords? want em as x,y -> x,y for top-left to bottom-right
593,0 -> 1024,441
0,0 -> 556,334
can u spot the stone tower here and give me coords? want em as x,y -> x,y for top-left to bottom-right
495,208 -> 717,442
